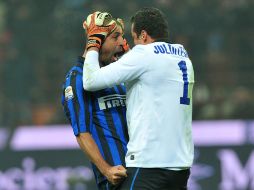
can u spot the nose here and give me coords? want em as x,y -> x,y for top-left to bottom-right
117,35 -> 124,46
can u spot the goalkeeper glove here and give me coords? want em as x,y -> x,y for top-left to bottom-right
83,11 -> 117,49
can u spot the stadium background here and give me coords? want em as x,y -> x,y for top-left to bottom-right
0,0 -> 253,189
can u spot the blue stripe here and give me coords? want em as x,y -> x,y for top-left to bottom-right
91,123 -> 105,158
119,83 -> 126,93
75,74 -> 87,132
130,168 -> 140,190
71,66 -> 83,74
95,94 -> 121,165
61,94 -> 65,106
86,91 -> 105,158
112,86 -> 128,153
65,76 -> 79,135
97,113 -> 121,165
87,93 -> 93,132
91,122 -> 108,183
106,182 -> 109,190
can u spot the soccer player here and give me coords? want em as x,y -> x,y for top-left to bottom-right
62,14 -> 129,190
82,8 -> 195,190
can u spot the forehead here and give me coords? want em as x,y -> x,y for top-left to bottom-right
109,24 -> 123,37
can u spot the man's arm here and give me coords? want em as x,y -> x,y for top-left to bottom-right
76,133 -> 127,185
82,11 -> 144,91
83,47 -> 146,91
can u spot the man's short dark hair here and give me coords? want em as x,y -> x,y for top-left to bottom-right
131,7 -> 169,42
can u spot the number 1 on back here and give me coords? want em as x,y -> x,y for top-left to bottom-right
178,61 -> 190,105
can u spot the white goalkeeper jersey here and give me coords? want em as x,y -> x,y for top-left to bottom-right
83,42 -> 194,168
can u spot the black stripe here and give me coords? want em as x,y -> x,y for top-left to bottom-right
91,94 -> 115,166
70,71 -> 80,134
62,83 -> 71,123
116,86 -> 129,143
117,84 -> 125,95
103,87 -> 127,165
83,90 -> 91,132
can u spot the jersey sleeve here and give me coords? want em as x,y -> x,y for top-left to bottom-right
83,47 -> 147,91
62,70 -> 92,136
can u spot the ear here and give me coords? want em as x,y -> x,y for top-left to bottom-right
139,30 -> 148,42
140,30 -> 155,44
139,30 -> 146,39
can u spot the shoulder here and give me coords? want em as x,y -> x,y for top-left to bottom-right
170,43 -> 186,49
132,44 -> 145,51
120,45 -> 149,61
132,44 -> 155,53
66,64 -> 83,78
63,66 -> 83,91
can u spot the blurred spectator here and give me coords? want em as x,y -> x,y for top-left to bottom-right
0,0 -> 253,127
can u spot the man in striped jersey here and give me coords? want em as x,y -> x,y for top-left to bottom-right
62,14 -> 129,190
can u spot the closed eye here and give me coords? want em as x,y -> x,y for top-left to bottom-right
112,32 -> 120,39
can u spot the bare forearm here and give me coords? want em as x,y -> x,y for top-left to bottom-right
76,133 -> 110,175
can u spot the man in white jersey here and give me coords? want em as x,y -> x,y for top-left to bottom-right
82,8 -> 194,190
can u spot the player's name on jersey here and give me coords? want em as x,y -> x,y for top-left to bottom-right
153,43 -> 189,58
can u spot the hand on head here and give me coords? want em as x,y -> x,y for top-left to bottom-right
83,11 -> 117,49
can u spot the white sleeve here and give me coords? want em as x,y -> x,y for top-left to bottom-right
83,47 -> 146,91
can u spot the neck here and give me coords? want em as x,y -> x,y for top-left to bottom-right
142,35 -> 155,45
145,37 -> 155,44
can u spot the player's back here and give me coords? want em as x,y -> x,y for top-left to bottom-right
125,42 -> 194,168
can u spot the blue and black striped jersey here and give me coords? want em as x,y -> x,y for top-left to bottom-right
61,57 -> 129,184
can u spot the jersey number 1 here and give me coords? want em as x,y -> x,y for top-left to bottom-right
178,61 -> 190,105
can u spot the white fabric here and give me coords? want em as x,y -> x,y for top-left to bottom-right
83,42 -> 195,168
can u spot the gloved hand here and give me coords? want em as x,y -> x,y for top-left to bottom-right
83,11 -> 117,49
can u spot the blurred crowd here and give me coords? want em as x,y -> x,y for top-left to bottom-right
0,0 -> 253,127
